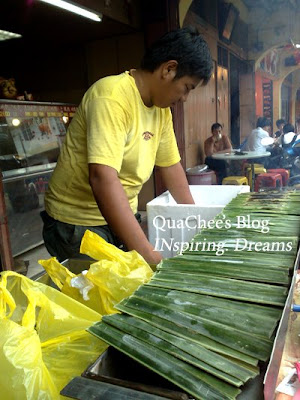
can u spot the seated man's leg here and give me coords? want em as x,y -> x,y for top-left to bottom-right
228,160 -> 243,176
264,148 -> 282,169
252,157 -> 269,168
205,157 -> 228,184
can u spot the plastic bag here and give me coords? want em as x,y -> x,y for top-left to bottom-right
39,230 -> 153,315
38,257 -> 102,313
0,271 -> 107,400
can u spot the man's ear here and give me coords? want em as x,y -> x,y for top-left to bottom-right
161,60 -> 178,80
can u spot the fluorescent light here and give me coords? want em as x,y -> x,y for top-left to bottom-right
0,29 -> 22,42
296,44 -> 300,49
12,119 -> 21,127
39,0 -> 102,22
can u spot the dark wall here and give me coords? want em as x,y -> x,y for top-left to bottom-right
0,29 -> 145,105
0,39 -> 87,104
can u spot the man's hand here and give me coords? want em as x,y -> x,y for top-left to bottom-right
89,163 -> 163,265
159,162 -> 194,204
143,249 -> 163,265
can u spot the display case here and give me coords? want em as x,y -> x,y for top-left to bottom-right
0,100 -> 77,256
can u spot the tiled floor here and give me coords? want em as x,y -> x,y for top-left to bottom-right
16,212 -> 148,279
14,243 -> 51,278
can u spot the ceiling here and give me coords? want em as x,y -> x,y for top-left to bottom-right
0,0 -> 141,48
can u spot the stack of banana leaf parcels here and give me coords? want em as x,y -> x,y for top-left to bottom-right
89,190 -> 300,400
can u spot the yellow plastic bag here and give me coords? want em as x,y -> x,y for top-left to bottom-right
0,271 -> 107,400
39,230 -> 153,315
38,257 -> 103,313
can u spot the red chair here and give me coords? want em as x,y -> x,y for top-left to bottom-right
254,173 -> 282,192
267,169 -> 289,186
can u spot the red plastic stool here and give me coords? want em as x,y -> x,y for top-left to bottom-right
267,169 -> 289,186
254,173 -> 282,192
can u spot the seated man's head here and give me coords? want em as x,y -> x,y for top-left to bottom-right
256,117 -> 271,134
140,26 -> 213,108
211,123 -> 223,141
276,119 -> 285,133
283,123 -> 295,134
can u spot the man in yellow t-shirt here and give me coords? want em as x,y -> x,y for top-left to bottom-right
42,26 -> 213,265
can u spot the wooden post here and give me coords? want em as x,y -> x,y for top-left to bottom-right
0,171 -> 13,270
143,0 -> 184,196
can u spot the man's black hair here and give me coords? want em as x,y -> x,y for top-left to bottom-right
256,117 -> 271,129
283,123 -> 295,133
276,118 -> 285,127
211,123 -> 222,132
141,26 -> 213,84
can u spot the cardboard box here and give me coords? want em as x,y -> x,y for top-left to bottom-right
147,185 -> 250,258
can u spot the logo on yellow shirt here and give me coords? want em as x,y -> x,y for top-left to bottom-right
142,131 -> 154,141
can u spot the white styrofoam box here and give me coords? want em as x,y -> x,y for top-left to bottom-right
147,185 -> 250,258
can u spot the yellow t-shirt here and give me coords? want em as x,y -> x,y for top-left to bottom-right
45,71 -> 181,225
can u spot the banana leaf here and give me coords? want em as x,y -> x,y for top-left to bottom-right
202,214 -> 300,237
102,313 -> 258,383
222,191 -> 300,216
134,286 -> 280,338
118,296 -> 273,360
101,314 -> 244,387
89,321 -> 241,400
149,272 -> 288,306
170,254 -> 291,271
136,285 -> 282,319
116,299 -> 259,366
158,258 -> 290,284
185,236 -> 297,258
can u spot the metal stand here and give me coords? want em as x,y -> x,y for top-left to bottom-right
0,171 -> 13,270
251,162 -> 255,191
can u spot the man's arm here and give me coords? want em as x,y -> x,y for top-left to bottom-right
257,130 -> 270,139
89,163 -> 162,264
223,135 -> 232,152
204,137 -> 214,157
159,162 -> 195,204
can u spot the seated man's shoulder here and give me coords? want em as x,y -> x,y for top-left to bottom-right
257,128 -> 269,138
204,136 -> 213,144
